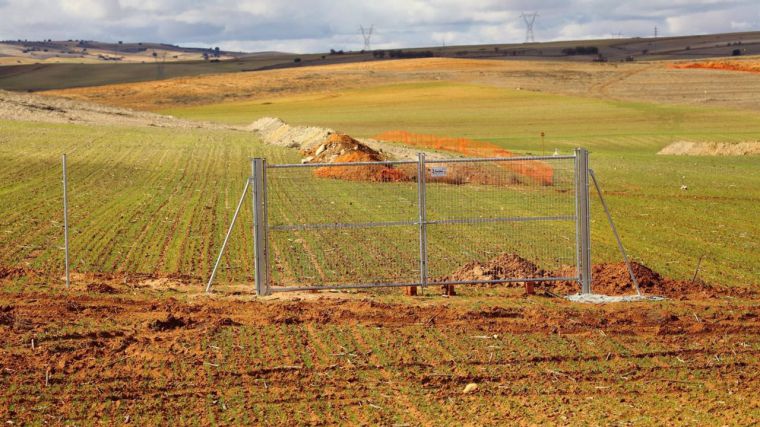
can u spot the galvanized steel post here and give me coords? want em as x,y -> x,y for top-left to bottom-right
417,153 -> 429,289
575,148 -> 592,294
252,159 -> 271,296
62,154 -> 70,289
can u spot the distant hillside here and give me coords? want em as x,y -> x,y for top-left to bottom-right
2,31 -> 760,92
0,40 -> 246,65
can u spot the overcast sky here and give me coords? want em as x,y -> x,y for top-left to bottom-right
1,0 -> 759,53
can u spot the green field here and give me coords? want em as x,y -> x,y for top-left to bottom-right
1,82 -> 758,288
164,82 -> 760,288
0,119 -> 581,289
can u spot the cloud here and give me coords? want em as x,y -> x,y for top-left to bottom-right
0,0 -> 757,52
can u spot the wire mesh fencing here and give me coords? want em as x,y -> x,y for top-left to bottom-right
257,150 -> 591,295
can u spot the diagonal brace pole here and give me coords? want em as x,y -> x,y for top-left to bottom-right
588,169 -> 641,295
206,178 -> 251,293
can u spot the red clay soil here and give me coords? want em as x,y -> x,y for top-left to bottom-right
1,265 -> 759,423
374,130 -> 555,185
303,133 -> 410,182
443,253 -> 549,285
670,60 -> 760,74
442,253 -> 746,298
85,282 -> 120,294
550,262 -> 734,298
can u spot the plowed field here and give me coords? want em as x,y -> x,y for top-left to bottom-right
2,277 -> 759,425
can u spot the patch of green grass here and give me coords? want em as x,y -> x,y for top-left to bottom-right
164,82 -> 760,152
165,82 -> 760,287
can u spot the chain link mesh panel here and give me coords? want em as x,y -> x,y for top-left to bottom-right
264,155 -> 581,292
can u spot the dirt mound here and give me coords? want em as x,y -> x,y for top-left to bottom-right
671,60 -> 760,74
247,117 -> 452,163
551,262 -> 722,297
247,117 -> 334,150
86,283 -> 120,294
658,141 -> 760,156
303,133 -> 411,182
442,253 -> 550,285
303,133 -> 384,163
374,130 -> 556,185
443,253 -> 729,298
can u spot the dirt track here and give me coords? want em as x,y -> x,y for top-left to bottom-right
0,89 -> 236,129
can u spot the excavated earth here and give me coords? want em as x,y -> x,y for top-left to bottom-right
441,253 -> 752,299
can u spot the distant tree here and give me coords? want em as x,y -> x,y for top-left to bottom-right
294,58 -> 301,63
732,49 -> 742,56
214,47 -> 221,57
202,52 -> 209,60
118,41 -> 123,44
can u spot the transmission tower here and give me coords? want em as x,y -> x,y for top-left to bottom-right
360,25 -> 374,51
521,12 -> 539,43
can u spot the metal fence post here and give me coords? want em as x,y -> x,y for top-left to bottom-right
251,159 -> 271,296
575,148 -> 592,294
62,154 -> 70,289
417,153 -> 428,289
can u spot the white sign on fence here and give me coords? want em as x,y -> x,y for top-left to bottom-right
430,167 -> 447,177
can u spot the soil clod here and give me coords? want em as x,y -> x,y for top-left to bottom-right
149,314 -> 191,331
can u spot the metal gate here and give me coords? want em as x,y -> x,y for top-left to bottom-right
250,149 -> 591,296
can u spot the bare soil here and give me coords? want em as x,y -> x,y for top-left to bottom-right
0,89 -> 236,129
304,133 -> 410,182
43,57 -> 760,112
658,141 -> 760,156
1,273 -> 758,424
440,253 -> 750,299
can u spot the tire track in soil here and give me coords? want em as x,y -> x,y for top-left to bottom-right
590,64 -> 658,97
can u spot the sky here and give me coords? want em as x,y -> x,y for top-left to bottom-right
1,0 -> 759,53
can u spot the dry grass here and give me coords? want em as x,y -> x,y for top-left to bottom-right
44,57 -> 760,112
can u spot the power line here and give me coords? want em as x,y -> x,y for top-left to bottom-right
521,12 -> 539,43
360,25 -> 374,51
